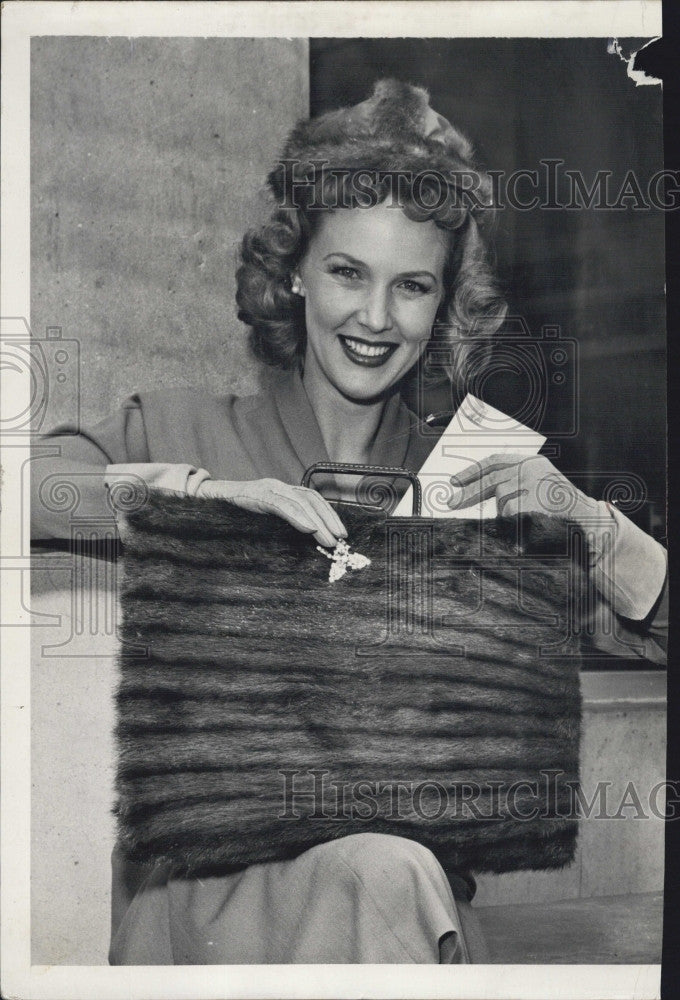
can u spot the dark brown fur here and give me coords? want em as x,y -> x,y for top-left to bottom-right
115,493 -> 586,876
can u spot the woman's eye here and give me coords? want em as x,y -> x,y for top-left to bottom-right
399,279 -> 429,295
330,265 -> 360,280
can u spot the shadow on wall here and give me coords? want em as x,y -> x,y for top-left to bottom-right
31,36 -> 310,428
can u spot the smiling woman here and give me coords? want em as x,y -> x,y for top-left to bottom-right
295,203 -> 448,462
299,203 -> 446,376
237,77 -> 506,389
231,77 -> 506,472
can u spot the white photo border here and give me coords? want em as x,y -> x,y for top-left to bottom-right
1,3 -> 664,998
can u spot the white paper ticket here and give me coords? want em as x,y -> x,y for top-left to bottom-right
394,394 -> 546,519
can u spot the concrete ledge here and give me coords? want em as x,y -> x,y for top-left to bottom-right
581,669 -> 666,710
476,890 -> 663,964
474,670 -> 666,907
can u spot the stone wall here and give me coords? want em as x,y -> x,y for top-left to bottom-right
31,37 -> 309,429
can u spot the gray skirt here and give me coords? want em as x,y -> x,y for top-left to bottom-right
109,832 -> 489,964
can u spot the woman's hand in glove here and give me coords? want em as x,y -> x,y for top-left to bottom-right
446,454 -> 667,631
196,478 -> 347,549
447,453 -> 600,524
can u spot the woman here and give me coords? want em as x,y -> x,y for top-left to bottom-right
32,79 -> 667,964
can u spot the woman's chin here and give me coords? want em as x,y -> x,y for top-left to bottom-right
305,346 -> 417,404
331,365 -> 404,403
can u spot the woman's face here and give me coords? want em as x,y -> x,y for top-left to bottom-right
297,200 -> 448,402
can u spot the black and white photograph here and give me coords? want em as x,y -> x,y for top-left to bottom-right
0,2 -> 670,997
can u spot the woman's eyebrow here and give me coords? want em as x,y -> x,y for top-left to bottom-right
397,269 -> 439,282
322,252 -> 438,282
322,252 -> 366,266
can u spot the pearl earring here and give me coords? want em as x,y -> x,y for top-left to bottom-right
291,276 -> 304,296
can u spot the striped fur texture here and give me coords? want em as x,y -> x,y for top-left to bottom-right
115,492 -> 585,876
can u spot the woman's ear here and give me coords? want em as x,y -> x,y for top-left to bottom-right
290,275 -> 305,297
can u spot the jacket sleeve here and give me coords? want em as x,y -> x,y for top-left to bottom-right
31,396 -> 210,540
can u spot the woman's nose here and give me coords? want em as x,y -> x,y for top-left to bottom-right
358,286 -> 394,334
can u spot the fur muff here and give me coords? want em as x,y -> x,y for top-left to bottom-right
115,492 -> 586,877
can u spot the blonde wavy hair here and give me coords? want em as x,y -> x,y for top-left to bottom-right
236,79 -> 507,383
